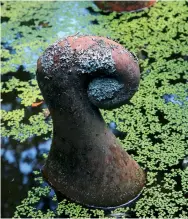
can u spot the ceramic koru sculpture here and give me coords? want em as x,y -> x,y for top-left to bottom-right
94,1 -> 156,12
36,35 -> 146,208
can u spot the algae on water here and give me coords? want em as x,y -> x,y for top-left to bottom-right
1,1 -> 188,218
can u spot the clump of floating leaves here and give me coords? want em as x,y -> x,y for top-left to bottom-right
1,1 -> 188,218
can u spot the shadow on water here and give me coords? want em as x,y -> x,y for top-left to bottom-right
1,66 -> 34,82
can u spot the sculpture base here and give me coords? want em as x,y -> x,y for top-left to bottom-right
54,186 -> 143,210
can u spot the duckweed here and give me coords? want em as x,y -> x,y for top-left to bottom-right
1,0 -> 188,218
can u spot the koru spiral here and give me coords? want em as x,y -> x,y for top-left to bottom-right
36,35 -> 146,208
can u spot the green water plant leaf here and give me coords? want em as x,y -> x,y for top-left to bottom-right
1,0 -> 188,218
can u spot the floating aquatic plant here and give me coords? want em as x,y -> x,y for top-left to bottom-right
1,0 -> 188,218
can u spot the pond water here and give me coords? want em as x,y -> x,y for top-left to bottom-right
1,2 -> 97,217
1,96 -> 130,218
1,1 -> 188,218
1,136 -> 51,217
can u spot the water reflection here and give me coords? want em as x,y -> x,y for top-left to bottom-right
1,91 -> 21,112
106,212 -> 131,218
2,102 -> 14,111
38,139 -> 51,154
3,149 -> 16,164
22,47 -> 43,70
1,41 -> 16,54
2,1 -> 96,74
36,184 -> 58,212
1,136 -> 52,217
163,94 -> 184,106
182,156 -> 188,170
108,121 -> 127,140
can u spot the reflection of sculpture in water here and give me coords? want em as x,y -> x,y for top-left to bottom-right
36,35 -> 146,208
94,1 -> 156,12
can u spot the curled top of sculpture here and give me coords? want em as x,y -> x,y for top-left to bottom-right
37,35 -> 140,110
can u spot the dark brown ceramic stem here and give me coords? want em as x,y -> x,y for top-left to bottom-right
36,35 -> 145,208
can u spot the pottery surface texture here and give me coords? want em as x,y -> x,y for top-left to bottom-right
94,1 -> 156,12
36,35 -> 145,208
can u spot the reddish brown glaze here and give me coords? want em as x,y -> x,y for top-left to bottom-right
37,35 -> 146,208
94,1 -> 156,12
